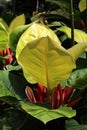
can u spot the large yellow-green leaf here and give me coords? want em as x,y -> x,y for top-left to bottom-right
16,37 -> 76,90
78,0 -> 86,12
16,23 -> 87,90
8,14 -> 25,35
22,36 -> 75,87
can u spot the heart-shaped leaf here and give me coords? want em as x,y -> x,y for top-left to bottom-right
17,36 -> 76,90
16,23 -> 76,90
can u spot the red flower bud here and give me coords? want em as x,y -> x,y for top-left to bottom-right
25,86 -> 36,103
76,20 -> 86,29
62,87 -> 73,104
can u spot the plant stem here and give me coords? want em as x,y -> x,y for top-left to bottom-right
36,0 -> 39,12
86,0 -> 87,59
70,0 -> 75,46
12,0 -> 16,16
86,0 -> 87,33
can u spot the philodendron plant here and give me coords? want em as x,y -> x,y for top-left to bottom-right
15,22 -> 87,123
0,13 -> 87,127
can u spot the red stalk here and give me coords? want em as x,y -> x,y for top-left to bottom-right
67,97 -> 82,107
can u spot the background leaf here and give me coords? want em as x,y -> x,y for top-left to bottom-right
58,26 -> 87,43
62,68 -> 87,89
78,0 -> 86,12
76,57 -> 87,69
66,119 -> 87,130
0,30 -> 8,50
46,0 -> 69,10
0,109 -> 27,130
8,14 -> 25,35
0,18 -> 8,31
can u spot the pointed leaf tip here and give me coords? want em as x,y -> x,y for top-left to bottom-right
8,14 -> 25,34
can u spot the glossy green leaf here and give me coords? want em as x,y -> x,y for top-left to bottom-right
8,14 -> 25,35
62,68 -> 87,89
78,0 -> 86,12
21,101 -> 76,123
0,82 -> 13,97
66,119 -> 87,130
9,24 -> 30,51
0,70 -> 30,100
